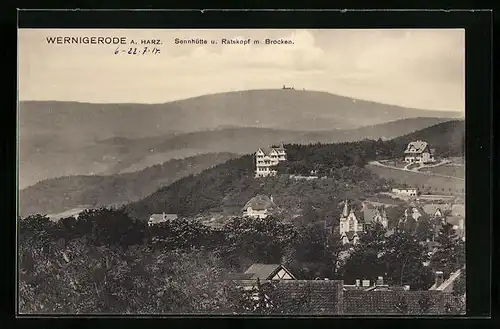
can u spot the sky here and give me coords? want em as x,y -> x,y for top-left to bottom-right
18,29 -> 465,112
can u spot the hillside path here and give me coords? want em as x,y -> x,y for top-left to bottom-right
368,161 -> 464,181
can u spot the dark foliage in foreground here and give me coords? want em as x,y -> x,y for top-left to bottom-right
19,208 -> 465,314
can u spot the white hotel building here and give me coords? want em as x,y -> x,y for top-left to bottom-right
255,143 -> 287,178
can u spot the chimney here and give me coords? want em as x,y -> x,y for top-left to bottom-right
404,285 -> 410,291
270,195 -> 274,203
162,212 -> 165,220
355,279 -> 360,287
435,271 -> 444,288
362,279 -> 370,287
376,276 -> 384,286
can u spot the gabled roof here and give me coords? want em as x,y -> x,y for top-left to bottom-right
244,263 -> 296,280
243,195 -> 276,211
257,145 -> 285,156
363,203 -> 386,223
343,290 -> 459,315
422,203 -> 451,216
404,140 -> 429,154
342,231 -> 359,241
267,280 -> 343,314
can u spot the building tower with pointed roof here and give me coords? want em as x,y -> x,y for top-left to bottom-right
339,200 -> 364,245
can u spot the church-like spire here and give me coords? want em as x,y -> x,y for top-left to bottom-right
343,199 -> 349,217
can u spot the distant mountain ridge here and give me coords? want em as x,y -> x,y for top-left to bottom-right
19,113 -> 455,188
20,90 -> 462,139
19,152 -> 238,218
123,120 -> 464,222
20,119 -> 464,218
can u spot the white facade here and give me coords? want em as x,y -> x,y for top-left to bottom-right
404,140 -> 435,163
392,187 -> 419,196
245,207 -> 269,219
255,145 -> 286,178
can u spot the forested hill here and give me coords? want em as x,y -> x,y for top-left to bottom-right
19,152 -> 238,218
391,119 -> 465,157
124,120 -> 464,221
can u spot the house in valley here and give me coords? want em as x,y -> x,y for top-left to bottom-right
255,143 -> 287,178
343,276 -> 410,292
404,140 -> 435,164
243,194 -> 278,219
148,212 -> 178,226
391,187 -> 419,197
339,200 -> 364,245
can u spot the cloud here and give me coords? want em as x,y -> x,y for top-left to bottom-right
18,29 -> 464,111
175,30 -> 326,72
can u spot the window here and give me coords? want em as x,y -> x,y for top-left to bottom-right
349,221 -> 355,231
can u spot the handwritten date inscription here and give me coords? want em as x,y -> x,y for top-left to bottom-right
115,46 -> 160,55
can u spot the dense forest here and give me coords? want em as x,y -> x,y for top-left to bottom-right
20,152 -> 239,218
279,120 -> 465,176
125,120 -> 464,221
18,120 -> 466,313
19,209 -> 465,314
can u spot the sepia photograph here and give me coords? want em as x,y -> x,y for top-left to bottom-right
18,28 -> 466,315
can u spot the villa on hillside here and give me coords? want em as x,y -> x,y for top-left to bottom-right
255,143 -> 287,178
243,195 -> 278,219
404,140 -> 436,164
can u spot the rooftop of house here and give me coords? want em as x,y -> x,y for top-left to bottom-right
343,289 -> 459,315
451,204 -> 465,217
223,279 -> 464,315
342,231 -> 359,241
392,186 -> 418,190
243,263 -> 296,280
422,203 -> 452,216
404,140 -> 429,154
257,144 -> 286,155
264,280 -> 343,315
429,269 -> 463,291
362,203 -> 387,223
148,213 -> 178,223
243,195 -> 277,211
